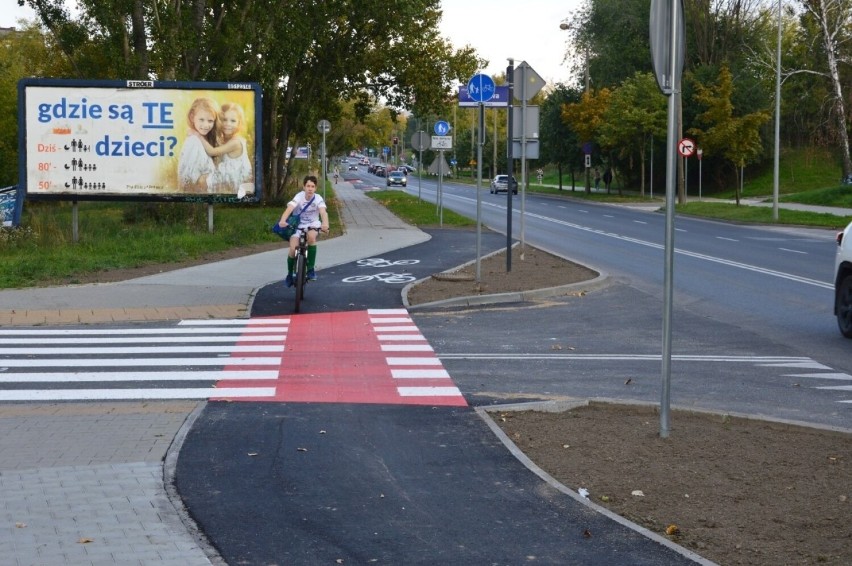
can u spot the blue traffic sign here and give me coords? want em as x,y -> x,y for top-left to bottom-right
434,120 -> 451,136
467,73 -> 496,103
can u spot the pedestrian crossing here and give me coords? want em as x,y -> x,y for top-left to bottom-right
0,310 -> 466,406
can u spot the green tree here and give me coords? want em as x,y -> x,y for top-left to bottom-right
0,24 -> 73,185
598,72 -> 667,196
561,88 -> 611,193
540,84 -> 583,190
21,0 -> 481,199
688,64 -> 771,204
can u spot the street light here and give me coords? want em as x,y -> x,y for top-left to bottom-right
560,19 -> 592,192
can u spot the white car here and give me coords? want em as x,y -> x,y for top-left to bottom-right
835,221 -> 852,337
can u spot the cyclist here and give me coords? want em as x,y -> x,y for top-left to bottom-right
277,175 -> 329,286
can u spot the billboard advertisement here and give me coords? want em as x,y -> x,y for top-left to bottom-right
17,78 -> 262,203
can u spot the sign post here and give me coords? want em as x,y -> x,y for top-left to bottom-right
410,131 -> 429,201
650,0 -> 686,438
317,119 -> 331,200
432,121 -> 452,225
466,73 -> 495,281
512,62 -> 544,260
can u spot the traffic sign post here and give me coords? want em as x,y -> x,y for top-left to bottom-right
650,0 -> 687,439
513,61 -> 544,260
411,131 -> 429,201
317,119 -> 331,199
466,73 -> 496,282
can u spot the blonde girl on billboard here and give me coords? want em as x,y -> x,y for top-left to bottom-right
178,97 -> 220,193
194,102 -> 253,194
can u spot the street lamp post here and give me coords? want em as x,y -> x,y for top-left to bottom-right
560,20 -> 591,192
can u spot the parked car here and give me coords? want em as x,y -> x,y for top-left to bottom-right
489,174 -> 518,194
386,170 -> 407,187
834,221 -> 852,338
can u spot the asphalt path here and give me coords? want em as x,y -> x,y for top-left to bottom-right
176,401 -> 695,565
251,229 -> 509,315
176,229 -> 705,564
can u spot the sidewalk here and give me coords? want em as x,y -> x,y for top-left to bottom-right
0,182 -> 430,327
0,180 -> 431,566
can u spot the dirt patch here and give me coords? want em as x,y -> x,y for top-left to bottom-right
406,244 -> 599,305
495,403 -> 851,565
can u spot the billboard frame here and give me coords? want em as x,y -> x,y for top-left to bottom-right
17,78 -> 263,205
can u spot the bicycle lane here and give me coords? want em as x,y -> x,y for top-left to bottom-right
174,229 -> 706,564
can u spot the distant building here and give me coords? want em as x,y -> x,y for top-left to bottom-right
0,27 -> 17,38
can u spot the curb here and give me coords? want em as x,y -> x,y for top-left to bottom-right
402,242 -> 611,310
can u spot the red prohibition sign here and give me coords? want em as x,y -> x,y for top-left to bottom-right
678,138 -> 696,157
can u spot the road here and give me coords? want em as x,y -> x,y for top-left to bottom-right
351,170 -> 851,429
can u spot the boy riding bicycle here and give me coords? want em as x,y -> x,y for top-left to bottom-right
277,175 -> 329,286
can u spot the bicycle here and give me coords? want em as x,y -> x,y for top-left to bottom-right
291,227 -> 323,313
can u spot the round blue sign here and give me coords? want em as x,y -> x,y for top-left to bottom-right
467,73 -> 496,103
434,120 -> 451,136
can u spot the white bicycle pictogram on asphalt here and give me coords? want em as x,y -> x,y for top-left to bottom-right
355,258 -> 420,268
342,272 -> 418,284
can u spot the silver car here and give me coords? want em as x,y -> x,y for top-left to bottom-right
489,174 -> 518,194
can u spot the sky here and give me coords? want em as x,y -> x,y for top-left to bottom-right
2,0 -> 583,87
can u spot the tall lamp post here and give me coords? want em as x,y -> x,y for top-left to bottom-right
560,20 -> 591,191
772,0 -> 782,221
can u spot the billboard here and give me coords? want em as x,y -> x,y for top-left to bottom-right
17,78 -> 262,203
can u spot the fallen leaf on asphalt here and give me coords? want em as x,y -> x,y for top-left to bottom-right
582,529 -> 592,538
600,495 -> 610,502
631,490 -> 645,497
625,378 -> 632,385
551,344 -> 563,350
78,537 -> 94,544
15,522 -> 26,528
297,447 -> 308,452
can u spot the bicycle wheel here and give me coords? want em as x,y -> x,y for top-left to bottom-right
294,250 -> 306,312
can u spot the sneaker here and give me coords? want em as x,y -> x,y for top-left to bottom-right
307,269 -> 317,281
284,274 -> 294,288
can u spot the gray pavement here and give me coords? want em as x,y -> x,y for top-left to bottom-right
0,180 -> 848,565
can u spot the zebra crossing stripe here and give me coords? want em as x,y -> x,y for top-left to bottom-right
0,387 -> 276,401
0,371 -> 278,383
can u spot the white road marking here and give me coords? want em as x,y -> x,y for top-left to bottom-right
0,388 -> 276,401
0,371 -> 278,382
391,369 -> 451,379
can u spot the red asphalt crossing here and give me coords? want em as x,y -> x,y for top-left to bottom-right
213,308 -> 467,406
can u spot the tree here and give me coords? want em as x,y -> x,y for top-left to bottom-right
0,24 -> 73,186
540,84 -> 583,190
688,64 -> 771,204
598,72 -> 667,196
21,0 -> 481,199
561,88 -> 611,193
798,0 -> 852,177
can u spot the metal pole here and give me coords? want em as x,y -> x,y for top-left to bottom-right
506,59 -> 514,272
520,68 -> 527,260
207,203 -> 214,233
476,102 -> 484,282
72,200 -> 78,243
660,0 -> 680,439
418,130 -> 423,202
438,150 -> 444,226
772,0 -> 782,221
321,131 -> 327,200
